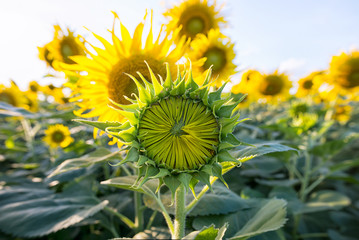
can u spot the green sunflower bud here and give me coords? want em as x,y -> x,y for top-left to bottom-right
81,63 -> 245,196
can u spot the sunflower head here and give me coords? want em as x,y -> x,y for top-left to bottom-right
63,11 -> 188,145
332,104 -> 352,123
296,71 -> 324,97
43,124 -> 73,149
0,81 -> 28,110
78,64 -> 246,195
248,71 -> 292,103
189,29 -> 236,87
28,81 -> 41,93
164,0 -> 226,41
329,51 -> 359,89
38,25 -> 85,70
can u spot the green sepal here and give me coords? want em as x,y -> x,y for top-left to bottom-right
202,67 -> 213,86
189,177 -> 199,199
163,63 -> 173,89
116,147 -> 139,165
150,168 -> 170,179
125,73 -> 151,104
201,164 -> 213,176
136,165 -> 159,189
223,133 -> 242,146
170,76 -> 186,96
194,171 -> 212,192
73,119 -> 121,133
112,109 -> 137,125
177,173 -> 193,193
185,64 -> 199,92
145,61 -> 163,96
137,155 -> 149,167
216,102 -> 238,118
219,114 -> 240,138
217,151 -> 241,165
218,141 -> 236,152
208,82 -> 227,104
163,175 -> 181,201
137,71 -> 154,97
211,99 -> 228,115
107,126 -> 136,143
108,98 -> 139,112
212,162 -> 228,188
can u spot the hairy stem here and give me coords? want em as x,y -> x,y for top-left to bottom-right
173,184 -> 186,239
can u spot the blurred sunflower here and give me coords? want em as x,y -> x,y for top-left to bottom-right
63,11 -> 188,141
248,70 -> 292,103
28,81 -> 41,95
43,124 -> 73,148
38,25 -> 85,70
329,51 -> 359,89
189,29 -> 236,86
231,69 -> 261,107
296,71 -> 324,97
164,0 -> 226,41
0,81 -> 28,109
332,104 -> 352,123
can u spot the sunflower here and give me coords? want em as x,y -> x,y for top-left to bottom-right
42,84 -> 69,105
38,25 -> 85,70
164,0 -> 226,42
248,70 -> 292,103
80,64 -> 245,196
329,51 -> 359,90
332,104 -> 352,123
189,29 -> 236,87
63,11 -> 188,141
28,81 -> 41,94
296,71 -> 324,97
231,69 -> 261,107
0,81 -> 28,109
43,124 -> 73,148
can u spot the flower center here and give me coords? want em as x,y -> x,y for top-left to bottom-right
108,55 -> 166,105
203,47 -> 227,73
336,58 -> 359,88
0,92 -> 16,106
51,130 -> 65,143
30,84 -> 38,93
186,17 -> 205,36
302,80 -> 313,89
259,75 -> 284,95
179,5 -> 213,38
60,38 -> 81,64
138,96 -> 219,170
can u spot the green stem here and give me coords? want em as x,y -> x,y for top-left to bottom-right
173,184 -> 186,239
298,233 -> 328,239
104,206 -> 136,229
154,190 -> 174,234
300,150 -> 312,202
145,211 -> 158,230
134,168 -> 144,233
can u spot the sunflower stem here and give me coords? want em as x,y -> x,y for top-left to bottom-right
134,170 -> 144,233
173,184 -> 186,239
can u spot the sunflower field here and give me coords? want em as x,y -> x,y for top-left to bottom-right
1,1 -> 358,240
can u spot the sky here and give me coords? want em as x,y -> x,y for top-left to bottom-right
0,0 -> 358,90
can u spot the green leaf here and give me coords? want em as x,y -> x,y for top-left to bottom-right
74,119 -> 123,133
0,185 -> 108,238
189,184 -> 250,217
48,148 -> 120,178
193,198 -> 287,239
101,176 -> 159,196
132,227 -> 171,239
235,142 -> 298,162
183,224 -> 228,240
229,199 -> 287,239
297,190 -> 351,214
0,102 -> 49,119
163,175 -> 181,200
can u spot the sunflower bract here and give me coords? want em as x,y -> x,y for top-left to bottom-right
79,63 -> 245,195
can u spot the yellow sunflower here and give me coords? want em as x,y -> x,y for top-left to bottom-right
296,71 -> 324,98
164,0 -> 226,41
38,25 -> 85,70
248,70 -> 292,103
28,81 -> 41,94
42,84 -> 69,105
329,51 -> 359,89
62,11 -> 188,141
43,124 -> 73,148
189,29 -> 236,86
0,81 -> 28,109
332,104 -> 352,123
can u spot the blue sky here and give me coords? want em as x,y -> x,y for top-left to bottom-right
0,0 -> 358,90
